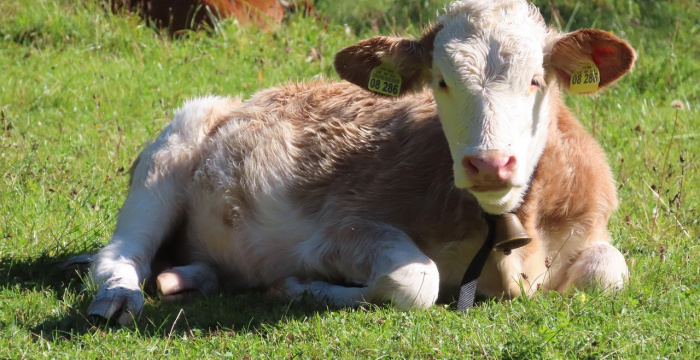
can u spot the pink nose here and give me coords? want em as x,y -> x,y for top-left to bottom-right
462,154 -> 517,183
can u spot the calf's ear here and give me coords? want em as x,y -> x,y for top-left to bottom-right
547,29 -> 636,94
334,25 -> 441,96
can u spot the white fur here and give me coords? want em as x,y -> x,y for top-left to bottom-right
89,96 -> 236,321
432,0 -> 554,214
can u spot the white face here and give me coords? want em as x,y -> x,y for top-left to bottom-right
431,6 -> 552,214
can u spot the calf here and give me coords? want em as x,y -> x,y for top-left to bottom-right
89,0 -> 635,325
110,0 -> 312,33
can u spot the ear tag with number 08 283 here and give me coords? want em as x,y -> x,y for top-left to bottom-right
368,64 -> 402,97
569,62 -> 600,94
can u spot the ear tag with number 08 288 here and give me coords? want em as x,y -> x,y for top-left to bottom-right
569,62 -> 600,94
368,64 -> 402,97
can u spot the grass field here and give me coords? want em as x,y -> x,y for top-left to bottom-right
1,0 -> 698,358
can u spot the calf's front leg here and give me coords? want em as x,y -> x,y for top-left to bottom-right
558,241 -> 628,292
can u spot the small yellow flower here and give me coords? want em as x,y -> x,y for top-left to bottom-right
580,293 -> 586,304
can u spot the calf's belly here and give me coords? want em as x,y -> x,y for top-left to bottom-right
184,191 -> 321,288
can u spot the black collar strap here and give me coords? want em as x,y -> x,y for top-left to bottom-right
457,213 -> 532,312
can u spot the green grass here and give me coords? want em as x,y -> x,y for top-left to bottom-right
1,0 -> 698,358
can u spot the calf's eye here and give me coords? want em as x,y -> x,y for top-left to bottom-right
438,79 -> 448,89
530,76 -> 545,88
528,75 -> 546,95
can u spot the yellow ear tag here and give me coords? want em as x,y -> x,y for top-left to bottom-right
569,62 -> 600,94
368,64 -> 402,97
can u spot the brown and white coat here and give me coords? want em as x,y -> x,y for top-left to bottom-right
88,0 -> 635,325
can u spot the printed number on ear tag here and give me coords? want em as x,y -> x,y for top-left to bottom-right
569,62 -> 600,94
368,64 -> 402,97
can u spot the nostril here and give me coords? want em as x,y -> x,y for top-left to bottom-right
462,154 -> 517,181
497,155 -> 517,180
503,155 -> 516,170
462,156 -> 480,175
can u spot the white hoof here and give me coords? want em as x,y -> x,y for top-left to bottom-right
88,280 -> 144,326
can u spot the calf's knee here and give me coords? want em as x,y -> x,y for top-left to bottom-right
563,242 -> 628,292
369,261 -> 440,310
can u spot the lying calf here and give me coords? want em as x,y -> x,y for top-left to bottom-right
89,0 -> 635,324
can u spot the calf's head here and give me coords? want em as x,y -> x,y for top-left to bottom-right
334,0 -> 635,214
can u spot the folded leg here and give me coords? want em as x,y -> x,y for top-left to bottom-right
558,241 -> 628,292
274,221 -> 440,309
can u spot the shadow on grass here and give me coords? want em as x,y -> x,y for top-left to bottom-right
0,253 -> 338,342
0,252 -> 89,295
31,287 -> 328,343
5,252 -> 484,343
0,252 -> 90,339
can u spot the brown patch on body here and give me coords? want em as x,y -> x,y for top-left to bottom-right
186,80 -> 619,297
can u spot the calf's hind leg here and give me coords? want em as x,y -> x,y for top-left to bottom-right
88,97 -> 234,324
88,148 -> 186,324
277,222 -> 440,309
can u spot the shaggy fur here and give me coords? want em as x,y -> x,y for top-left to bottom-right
88,0 -> 634,325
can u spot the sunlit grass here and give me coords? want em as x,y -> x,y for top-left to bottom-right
1,0 -> 698,358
